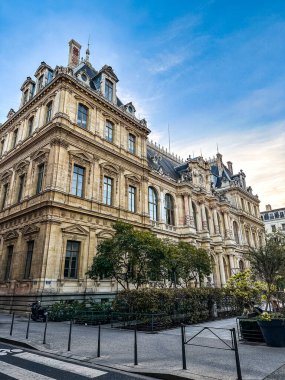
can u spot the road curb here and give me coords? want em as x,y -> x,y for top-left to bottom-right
0,336 -> 38,350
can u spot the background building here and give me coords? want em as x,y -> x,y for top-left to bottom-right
261,205 -> 285,234
0,40 -> 264,310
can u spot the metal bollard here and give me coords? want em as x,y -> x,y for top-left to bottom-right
26,314 -> 31,339
232,328 -> 242,380
97,322 -> 101,358
10,313 -> 15,336
43,315 -> 48,345
68,320 -> 73,351
134,324 -> 138,365
181,324 -> 187,370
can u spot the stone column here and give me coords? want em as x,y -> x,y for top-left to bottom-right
183,194 -> 190,225
223,212 -> 231,238
213,208 -> 220,234
188,198 -> 195,228
229,254 -> 235,275
218,253 -> 226,286
201,203 -> 208,231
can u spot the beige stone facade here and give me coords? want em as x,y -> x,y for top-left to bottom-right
0,40 -> 264,304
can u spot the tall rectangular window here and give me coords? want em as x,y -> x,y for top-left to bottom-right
128,134 -> 136,154
105,79 -> 113,101
4,245 -> 13,281
1,184 -> 8,210
72,164 -> 85,197
47,70 -> 53,83
24,241 -> 34,279
28,117 -> 34,137
23,89 -> 29,104
77,104 -> 88,129
36,164 -> 45,194
46,102 -> 53,123
105,121 -> 113,142
38,75 -> 44,90
103,176 -> 113,206
271,225 -> 276,232
0,140 -> 4,155
18,174 -> 25,203
12,129 -> 18,148
64,241 -> 80,279
128,186 -> 136,213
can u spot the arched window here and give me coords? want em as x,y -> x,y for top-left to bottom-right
105,120 -> 113,142
233,221 -> 240,244
239,260 -> 245,272
148,187 -> 158,221
28,117 -> 34,137
77,104 -> 88,129
192,201 -> 198,230
46,101 -> 53,123
165,194 -> 174,225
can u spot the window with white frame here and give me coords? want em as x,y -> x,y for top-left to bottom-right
105,121 -> 113,142
71,164 -> 85,197
64,241 -> 80,279
148,187 -> 158,221
77,104 -> 88,129
128,185 -> 136,212
103,176 -> 113,206
128,133 -> 136,154
105,79 -> 113,101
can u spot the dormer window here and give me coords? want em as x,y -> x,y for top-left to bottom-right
38,75 -> 44,91
81,73 -> 87,82
47,70 -> 53,84
23,89 -> 29,104
105,79 -> 113,102
77,104 -> 88,129
46,101 -> 53,123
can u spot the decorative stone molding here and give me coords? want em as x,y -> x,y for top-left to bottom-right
62,224 -> 89,236
2,230 -> 19,241
50,137 -> 69,149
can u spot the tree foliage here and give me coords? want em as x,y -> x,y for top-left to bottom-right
87,221 -> 212,289
225,269 -> 265,304
244,232 -> 285,307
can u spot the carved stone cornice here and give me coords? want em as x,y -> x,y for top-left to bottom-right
50,137 -> 69,149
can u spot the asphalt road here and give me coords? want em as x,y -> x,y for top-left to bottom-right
0,342 -> 155,380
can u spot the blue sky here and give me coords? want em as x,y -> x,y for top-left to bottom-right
0,0 -> 285,209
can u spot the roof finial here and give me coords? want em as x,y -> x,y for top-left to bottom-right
216,143 -> 219,154
85,35 -> 90,63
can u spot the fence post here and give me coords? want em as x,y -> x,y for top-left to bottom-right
10,312 -> 15,336
26,314 -> 31,339
97,322 -> 101,358
232,328 -> 242,380
181,324 -> 187,370
68,320 -> 73,351
134,324 -> 138,365
43,315 -> 48,345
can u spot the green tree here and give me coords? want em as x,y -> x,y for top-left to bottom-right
244,232 -> 285,309
162,241 -> 212,288
86,221 -> 165,289
225,269 -> 265,305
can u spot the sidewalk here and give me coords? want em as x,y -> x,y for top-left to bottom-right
0,313 -> 285,380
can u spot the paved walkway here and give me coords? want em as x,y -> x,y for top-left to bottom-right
0,313 -> 285,380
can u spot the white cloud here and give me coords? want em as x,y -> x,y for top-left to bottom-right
164,122 -> 285,210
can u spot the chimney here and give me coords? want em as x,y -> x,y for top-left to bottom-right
227,161 -> 233,174
265,204 -> 272,211
68,39 -> 81,68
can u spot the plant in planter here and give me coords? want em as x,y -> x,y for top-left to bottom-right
258,312 -> 285,347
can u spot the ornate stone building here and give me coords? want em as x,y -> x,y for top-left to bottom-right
0,40 -> 264,307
